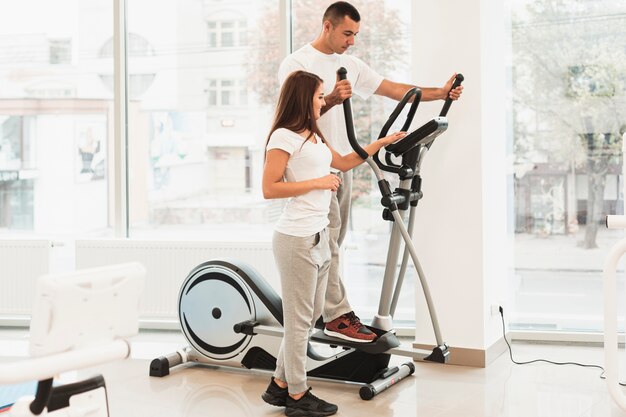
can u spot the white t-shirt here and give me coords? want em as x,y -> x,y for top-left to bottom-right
278,44 -> 384,156
266,128 -> 333,237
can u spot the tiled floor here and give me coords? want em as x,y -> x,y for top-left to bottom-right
1,329 -> 626,417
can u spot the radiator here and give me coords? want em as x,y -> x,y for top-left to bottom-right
0,240 -> 51,323
75,239 -> 279,328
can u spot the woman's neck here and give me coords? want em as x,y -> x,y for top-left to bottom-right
297,129 -> 316,143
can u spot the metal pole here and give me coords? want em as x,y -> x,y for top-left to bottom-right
390,205 -> 416,316
390,208 -> 443,346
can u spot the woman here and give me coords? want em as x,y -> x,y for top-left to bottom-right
261,70 -> 405,417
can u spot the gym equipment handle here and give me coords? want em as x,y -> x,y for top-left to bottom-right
337,67 -> 369,160
439,73 -> 464,117
378,87 -> 422,139
372,87 -> 423,174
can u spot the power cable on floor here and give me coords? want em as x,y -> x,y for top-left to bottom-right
499,306 -> 626,386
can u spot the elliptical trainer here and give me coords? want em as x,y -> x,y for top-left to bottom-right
150,68 -> 464,400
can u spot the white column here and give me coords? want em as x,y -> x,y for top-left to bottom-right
410,0 -> 512,364
113,0 -> 129,237
278,0 -> 292,59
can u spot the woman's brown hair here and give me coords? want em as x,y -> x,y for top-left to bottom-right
265,70 -> 326,150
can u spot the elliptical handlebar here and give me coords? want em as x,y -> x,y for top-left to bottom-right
337,66 -> 424,174
374,74 -> 465,162
337,67 -> 464,173
337,67 -> 369,160
378,87 -> 422,139
373,87 -> 423,174
439,73 -> 464,117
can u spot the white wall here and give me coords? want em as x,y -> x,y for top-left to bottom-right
410,0 -> 512,353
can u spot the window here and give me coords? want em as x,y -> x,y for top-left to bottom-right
49,39 -> 72,65
98,33 -> 156,99
0,180 -> 33,230
207,19 -> 248,48
206,79 -> 248,107
99,33 -> 155,58
128,1 -> 276,240
510,0 -> 626,332
0,1 -> 113,244
0,116 -> 24,170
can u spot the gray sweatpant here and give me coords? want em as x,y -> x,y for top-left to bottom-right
272,228 -> 331,394
323,171 -> 353,322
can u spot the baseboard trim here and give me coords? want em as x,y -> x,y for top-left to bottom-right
413,334 -> 509,368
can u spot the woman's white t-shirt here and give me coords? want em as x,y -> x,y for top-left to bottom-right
266,128 -> 332,237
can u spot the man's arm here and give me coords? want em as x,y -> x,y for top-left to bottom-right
375,74 -> 463,102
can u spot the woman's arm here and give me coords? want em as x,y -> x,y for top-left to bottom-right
329,131 -> 406,172
262,149 -> 341,199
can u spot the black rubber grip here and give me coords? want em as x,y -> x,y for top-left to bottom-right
439,73 -> 464,117
337,67 -> 369,160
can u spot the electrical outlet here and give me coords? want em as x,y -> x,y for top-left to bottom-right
490,304 -> 501,317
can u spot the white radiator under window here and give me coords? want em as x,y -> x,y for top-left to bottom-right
75,240 -> 279,328
0,240 -> 51,324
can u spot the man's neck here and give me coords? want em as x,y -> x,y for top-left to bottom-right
310,38 -> 334,55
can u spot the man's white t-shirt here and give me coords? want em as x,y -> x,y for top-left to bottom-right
278,44 -> 384,156
266,128 -> 333,237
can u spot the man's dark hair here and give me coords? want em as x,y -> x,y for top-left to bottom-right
323,1 -> 360,25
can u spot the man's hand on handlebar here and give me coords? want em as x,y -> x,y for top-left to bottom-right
325,79 -> 352,107
442,73 -> 463,101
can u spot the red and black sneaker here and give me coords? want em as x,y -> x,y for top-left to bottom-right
323,311 -> 376,343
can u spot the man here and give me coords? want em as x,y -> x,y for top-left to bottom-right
277,1 -> 463,344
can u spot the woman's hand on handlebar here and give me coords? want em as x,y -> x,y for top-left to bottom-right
329,131 -> 406,172
379,131 -> 407,146
316,173 -> 342,192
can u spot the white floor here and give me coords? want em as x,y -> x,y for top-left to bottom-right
1,329 -> 626,417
